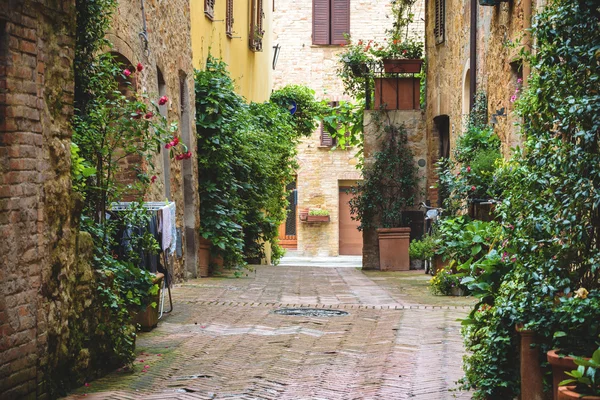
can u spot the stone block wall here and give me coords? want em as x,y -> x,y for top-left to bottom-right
0,1 -> 79,397
273,0 -> 425,256
362,110 -> 427,270
425,0 -> 535,193
108,0 -> 200,280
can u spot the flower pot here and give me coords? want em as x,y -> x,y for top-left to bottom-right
133,272 -> 164,332
382,58 -> 423,74
305,215 -> 330,223
299,208 -> 309,221
377,227 -> 411,271
350,62 -> 368,77
198,237 -> 211,277
373,77 -> 420,110
433,254 -> 448,274
450,287 -> 465,296
410,259 -> 424,270
558,386 -> 600,400
548,350 -> 580,400
517,326 -> 546,400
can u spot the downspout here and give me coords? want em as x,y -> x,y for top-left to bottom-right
469,0 -> 477,110
522,0 -> 532,85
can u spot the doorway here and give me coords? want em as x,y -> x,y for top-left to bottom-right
339,187 -> 362,255
278,179 -> 297,249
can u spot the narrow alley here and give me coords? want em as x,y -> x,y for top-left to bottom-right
65,261 -> 473,399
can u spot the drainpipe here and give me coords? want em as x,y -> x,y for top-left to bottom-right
469,0 -> 477,110
522,0 -> 532,85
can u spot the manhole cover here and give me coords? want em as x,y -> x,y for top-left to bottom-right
273,308 -> 349,317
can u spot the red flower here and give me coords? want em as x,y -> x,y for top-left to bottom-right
175,154 -> 184,160
133,110 -> 143,119
145,111 -> 153,119
402,50 -> 407,54
123,69 -> 131,77
340,43 -> 345,47
151,175 -> 157,183
172,137 -> 179,146
137,62 -> 144,72
185,151 -> 192,159
471,185 -> 476,191
466,166 -> 471,172
165,143 -> 172,149
159,96 -> 168,106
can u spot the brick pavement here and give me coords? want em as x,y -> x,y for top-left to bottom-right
64,267 -> 472,399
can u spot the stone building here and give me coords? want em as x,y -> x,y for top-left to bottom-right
425,0 -> 540,202
272,0 -> 425,256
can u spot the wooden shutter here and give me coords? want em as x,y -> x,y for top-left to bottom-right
331,0 -> 350,45
313,0 -> 330,45
205,0 -> 215,20
320,101 -> 339,146
226,0 -> 234,37
434,0 -> 445,44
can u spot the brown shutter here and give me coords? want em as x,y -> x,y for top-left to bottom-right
226,0 -> 234,37
313,0 -> 330,45
331,0 -> 350,45
434,0 -> 445,44
320,124 -> 334,146
205,0 -> 215,20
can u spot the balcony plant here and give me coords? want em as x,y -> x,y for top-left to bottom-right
349,122 -> 419,271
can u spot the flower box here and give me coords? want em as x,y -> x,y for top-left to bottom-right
382,58 -> 423,74
305,215 -> 330,223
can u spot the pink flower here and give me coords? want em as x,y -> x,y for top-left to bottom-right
517,78 -> 523,84
471,185 -> 476,191
184,151 -> 192,159
466,166 -> 471,173
145,111 -> 153,119
159,96 -> 168,106
151,175 -> 157,183
137,63 -> 144,72
172,137 -> 179,146
84,383 -> 90,387
144,365 -> 150,368
175,154 -> 184,161
165,143 -> 172,149
510,95 -> 517,103
123,69 -> 131,77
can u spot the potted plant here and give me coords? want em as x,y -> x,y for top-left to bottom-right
306,209 -> 330,223
370,38 -> 424,74
349,123 -> 419,271
408,234 -> 436,270
558,346 -> 600,399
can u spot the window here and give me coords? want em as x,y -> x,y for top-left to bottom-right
320,101 -> 339,147
205,0 -> 215,20
249,0 -> 264,51
434,0 -> 445,44
226,0 -> 234,38
312,0 -> 350,45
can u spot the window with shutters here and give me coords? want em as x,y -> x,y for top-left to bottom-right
249,0 -> 264,51
312,0 -> 350,46
226,0 -> 234,38
320,101 -> 340,147
205,0 -> 215,20
434,0 -> 445,44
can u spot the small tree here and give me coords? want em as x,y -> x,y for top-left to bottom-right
349,123 -> 419,230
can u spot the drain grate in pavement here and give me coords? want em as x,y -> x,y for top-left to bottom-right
273,308 -> 349,317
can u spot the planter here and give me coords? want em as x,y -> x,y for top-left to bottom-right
377,227 -> 411,271
450,287 -> 465,296
433,254 -> 448,275
198,237 -> 211,277
133,272 -> 164,332
299,208 -> 309,221
305,215 -> 330,223
382,58 -> 423,74
350,62 -> 368,77
374,77 -> 420,110
410,259 -> 424,270
517,326 -> 546,400
548,350 -> 581,400
558,386 -> 600,400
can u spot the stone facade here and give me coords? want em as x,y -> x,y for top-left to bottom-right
425,0 -> 539,198
109,0 -> 200,280
273,0 -> 425,256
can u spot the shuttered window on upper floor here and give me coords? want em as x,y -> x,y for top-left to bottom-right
313,0 -> 350,45
434,0 -> 445,44
226,0 -> 234,38
205,0 -> 215,20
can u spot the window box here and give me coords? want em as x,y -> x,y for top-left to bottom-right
305,215 -> 330,223
382,59 -> 423,74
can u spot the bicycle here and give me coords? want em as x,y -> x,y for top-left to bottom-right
419,202 -> 444,275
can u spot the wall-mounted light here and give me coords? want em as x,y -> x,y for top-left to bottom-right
272,44 -> 281,70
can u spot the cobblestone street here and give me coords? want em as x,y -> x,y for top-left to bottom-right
65,266 -> 473,399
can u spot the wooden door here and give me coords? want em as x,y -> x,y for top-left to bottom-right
339,187 -> 362,255
278,180 -> 297,249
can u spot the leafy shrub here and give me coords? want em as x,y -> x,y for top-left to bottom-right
409,234 -> 437,260
309,209 -> 330,216
429,265 -> 468,296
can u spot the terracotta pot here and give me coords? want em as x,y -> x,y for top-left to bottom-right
133,272 -> 164,332
373,77 -> 420,110
377,227 -> 411,271
299,208 -> 309,221
305,215 -> 330,223
198,237 -> 211,278
210,254 -> 224,275
433,254 -> 448,274
382,58 -> 423,74
558,386 -> 600,400
548,350 -> 579,400
517,326 -> 547,400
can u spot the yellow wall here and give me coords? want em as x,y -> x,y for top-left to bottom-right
191,0 -> 273,102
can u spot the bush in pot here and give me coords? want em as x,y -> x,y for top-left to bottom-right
558,346 -> 600,399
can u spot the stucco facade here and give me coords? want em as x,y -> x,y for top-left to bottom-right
191,0 -> 274,102
273,0 -> 425,256
425,0 -> 540,194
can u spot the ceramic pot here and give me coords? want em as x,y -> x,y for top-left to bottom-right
517,326 -> 546,400
306,215 -> 330,223
382,59 -> 423,74
558,386 -> 600,400
548,350 -> 579,400
377,227 -> 411,271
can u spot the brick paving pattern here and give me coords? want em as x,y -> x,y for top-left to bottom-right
65,267 -> 472,399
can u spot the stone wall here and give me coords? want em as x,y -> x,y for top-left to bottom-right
273,0 -> 425,256
362,110 -> 427,270
109,0 -> 200,280
0,0 -> 79,397
425,0 -> 537,190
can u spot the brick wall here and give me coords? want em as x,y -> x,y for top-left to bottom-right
273,0 -> 425,256
0,0 -> 78,397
